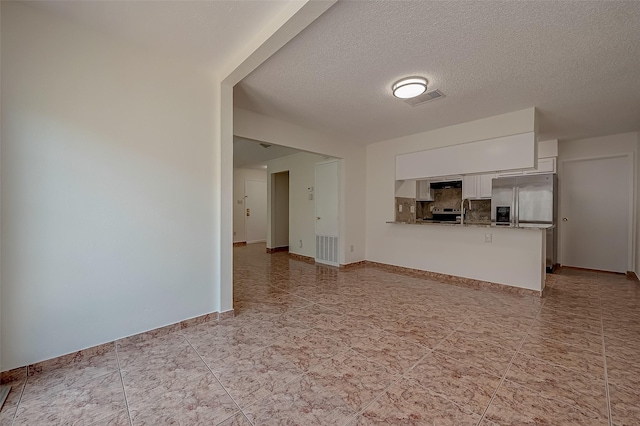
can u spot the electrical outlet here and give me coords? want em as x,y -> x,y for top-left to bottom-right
410,205 -> 415,213
485,233 -> 492,243
350,245 -> 354,252
398,204 -> 403,213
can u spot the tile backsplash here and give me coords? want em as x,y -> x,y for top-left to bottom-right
395,197 -> 416,223
396,188 -> 491,224
433,188 -> 462,208
465,199 -> 491,223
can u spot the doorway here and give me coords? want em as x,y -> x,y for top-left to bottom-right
245,179 -> 267,243
271,171 -> 290,250
560,154 -> 633,273
315,160 -> 340,266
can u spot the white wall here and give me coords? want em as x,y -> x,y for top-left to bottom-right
234,107 -> 367,265
1,3 -> 216,370
232,168 -> 267,243
272,171 -> 290,248
266,152 -> 326,258
366,108 -> 540,287
558,132 -> 639,271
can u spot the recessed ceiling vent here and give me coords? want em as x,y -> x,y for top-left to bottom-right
404,89 -> 445,107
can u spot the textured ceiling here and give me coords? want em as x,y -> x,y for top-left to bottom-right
235,1 -> 640,144
233,137 -> 302,168
25,0 -> 291,71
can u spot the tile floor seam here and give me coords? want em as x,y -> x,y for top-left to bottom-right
499,374 -> 609,420
512,350 -> 605,382
533,318 -> 604,336
181,330 -> 258,426
339,374 -> 405,426
115,340 -> 134,426
600,307 -> 614,426
7,378 -> 26,426
540,306 -> 603,321
476,295 -> 547,425
342,313 -> 472,425
524,332 -> 605,355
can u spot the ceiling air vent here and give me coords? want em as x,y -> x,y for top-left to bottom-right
404,89 -> 445,107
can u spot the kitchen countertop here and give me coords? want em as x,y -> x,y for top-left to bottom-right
386,221 -> 555,230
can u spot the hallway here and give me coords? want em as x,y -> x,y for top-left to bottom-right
1,243 -> 639,425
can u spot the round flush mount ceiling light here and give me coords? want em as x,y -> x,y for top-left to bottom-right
392,77 -> 427,99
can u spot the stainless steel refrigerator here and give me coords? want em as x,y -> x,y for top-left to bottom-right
491,173 -> 558,272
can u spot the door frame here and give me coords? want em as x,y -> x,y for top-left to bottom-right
244,179 -> 267,244
314,159 -> 341,266
558,152 -> 635,272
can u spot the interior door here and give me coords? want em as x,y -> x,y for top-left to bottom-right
245,179 -> 267,244
560,156 -> 630,273
315,160 -> 340,265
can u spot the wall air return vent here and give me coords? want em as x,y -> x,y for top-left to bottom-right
404,89 -> 445,107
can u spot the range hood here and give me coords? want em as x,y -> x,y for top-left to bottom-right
430,180 -> 462,190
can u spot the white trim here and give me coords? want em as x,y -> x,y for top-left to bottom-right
244,179 -> 267,245
558,152 -> 635,272
314,159 -> 342,266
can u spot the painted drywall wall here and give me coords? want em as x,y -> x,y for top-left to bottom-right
266,152 -> 327,258
637,134 -> 640,276
272,171 -> 290,248
366,108 -> 542,289
1,3 -> 216,370
232,168 -> 267,243
0,0 -> 4,371
558,132 -> 639,271
234,107 -> 366,265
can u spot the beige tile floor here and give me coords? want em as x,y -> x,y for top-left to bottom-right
1,242 -> 640,425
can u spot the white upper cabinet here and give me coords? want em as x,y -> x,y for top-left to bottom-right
463,173 -> 495,199
478,173 -> 494,198
416,180 -> 433,201
530,157 -> 556,174
496,157 -> 556,177
395,132 -> 536,180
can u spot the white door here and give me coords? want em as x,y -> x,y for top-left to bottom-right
560,155 -> 631,273
315,160 -> 340,265
245,179 -> 267,244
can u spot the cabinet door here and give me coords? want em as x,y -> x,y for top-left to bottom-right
533,158 -> 556,174
496,169 -> 524,177
479,173 -> 495,198
462,176 -> 478,199
521,157 -> 556,175
416,180 -> 433,200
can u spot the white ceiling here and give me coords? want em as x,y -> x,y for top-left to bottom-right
24,0 -> 292,71
235,1 -> 640,144
233,136 -> 302,169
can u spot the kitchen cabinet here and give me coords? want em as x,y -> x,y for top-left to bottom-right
416,180 -> 433,201
395,132 -> 535,180
463,173 -> 495,199
528,157 -> 556,174
496,158 -> 556,177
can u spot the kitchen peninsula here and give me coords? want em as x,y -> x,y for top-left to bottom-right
365,109 -> 559,297
382,137 -> 559,296
383,220 -> 549,295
